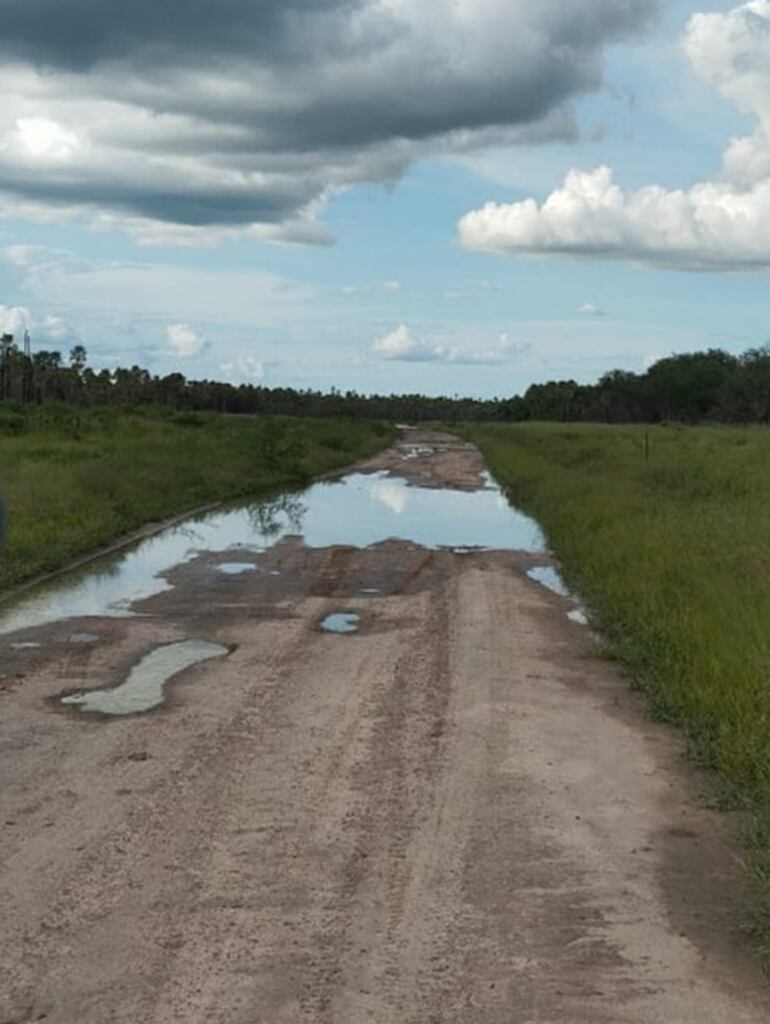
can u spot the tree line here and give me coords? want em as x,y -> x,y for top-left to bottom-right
2,333 -> 770,424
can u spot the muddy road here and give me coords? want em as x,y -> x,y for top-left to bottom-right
1,430 -> 768,1023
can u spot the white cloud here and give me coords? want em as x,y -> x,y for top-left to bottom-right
0,304 -> 30,338
342,279 -> 402,297
372,325 -> 444,362
371,325 -> 529,364
459,1 -> 770,272
0,303 -> 79,346
220,356 -> 265,382
12,117 -> 82,161
40,314 -> 80,345
165,322 -> 208,357
579,303 -> 607,316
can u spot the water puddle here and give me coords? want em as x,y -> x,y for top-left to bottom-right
401,445 -> 435,461
527,566 -> 590,627
68,632 -> 100,645
0,470 -> 545,636
60,639 -> 228,716
527,566 -> 571,598
217,563 -> 257,575
320,613 -> 361,634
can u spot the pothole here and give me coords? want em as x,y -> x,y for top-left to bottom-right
60,639 -> 229,716
320,612 -> 361,634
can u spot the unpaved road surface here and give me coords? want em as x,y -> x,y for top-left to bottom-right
1,430 -> 768,1023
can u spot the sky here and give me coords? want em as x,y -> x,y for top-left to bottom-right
0,0 -> 768,399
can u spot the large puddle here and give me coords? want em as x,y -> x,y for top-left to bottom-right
60,639 -> 228,716
0,469 -> 546,636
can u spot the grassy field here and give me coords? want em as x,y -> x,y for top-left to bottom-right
462,421 -> 770,935
0,405 -> 394,591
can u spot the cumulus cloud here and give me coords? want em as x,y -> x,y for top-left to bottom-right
165,323 -> 208,357
220,356 -> 265,381
579,303 -> 607,316
0,304 -> 80,346
459,1 -> 770,271
0,0 -> 656,244
371,325 -> 528,364
372,325 -> 443,362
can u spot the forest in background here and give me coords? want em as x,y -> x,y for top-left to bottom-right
2,334 -> 770,425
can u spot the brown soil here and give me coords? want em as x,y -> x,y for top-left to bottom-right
0,431 -> 768,1023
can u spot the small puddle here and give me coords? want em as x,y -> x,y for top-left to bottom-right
527,566 -> 571,598
401,445 -> 435,461
527,566 -> 591,627
217,563 -> 257,575
320,613 -> 361,634
60,639 -> 228,716
68,632 -> 100,645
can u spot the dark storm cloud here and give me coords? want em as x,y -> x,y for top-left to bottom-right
0,164 -> 318,226
0,0 -> 363,68
0,0 -> 659,240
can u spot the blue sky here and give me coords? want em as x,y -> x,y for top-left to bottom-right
0,0 -> 768,398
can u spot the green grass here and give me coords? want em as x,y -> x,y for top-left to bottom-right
0,405 -> 394,591
461,421 -> 770,938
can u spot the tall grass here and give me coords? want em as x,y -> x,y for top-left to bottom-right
0,405 -> 394,590
462,422 -> 770,931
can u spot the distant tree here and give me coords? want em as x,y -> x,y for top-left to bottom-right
645,349 -> 738,422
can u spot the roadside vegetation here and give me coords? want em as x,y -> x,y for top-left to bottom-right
0,404 -> 394,591
463,421 -> 770,937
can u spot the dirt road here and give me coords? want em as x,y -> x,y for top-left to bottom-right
1,431 -> 768,1022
